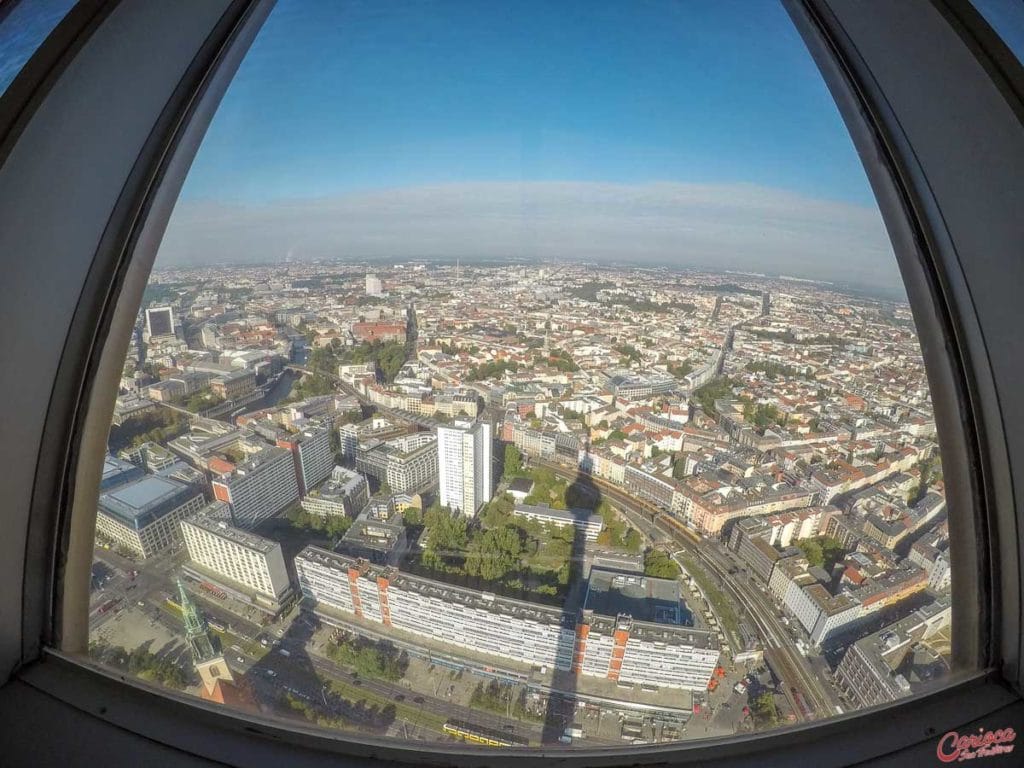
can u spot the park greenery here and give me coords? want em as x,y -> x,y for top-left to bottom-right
107,408 -> 189,452
327,634 -> 407,682
596,503 -> 642,553
568,283 -> 697,314
466,359 -> 519,381
742,399 -> 788,432
796,536 -> 847,571
615,343 -> 642,364
699,283 -> 763,297
142,282 -> 189,306
668,361 -> 694,379
89,641 -> 189,689
304,338 -> 408,390
545,348 -> 580,372
746,328 -> 846,347
744,359 -> 813,380
420,495 -> 574,595
411,465 -> 644,598
643,549 -> 682,579
567,280 -> 616,302
692,376 -> 738,416
178,388 -> 225,413
610,295 -> 698,314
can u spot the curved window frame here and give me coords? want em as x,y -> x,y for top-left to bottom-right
0,0 -> 1021,765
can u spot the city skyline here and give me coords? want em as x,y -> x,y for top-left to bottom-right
156,0 -> 900,292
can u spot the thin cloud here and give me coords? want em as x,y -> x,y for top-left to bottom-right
157,181 -> 898,289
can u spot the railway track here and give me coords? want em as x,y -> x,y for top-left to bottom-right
536,459 -> 837,723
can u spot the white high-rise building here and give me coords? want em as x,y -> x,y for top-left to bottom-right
181,502 -> 293,602
437,420 -> 492,515
365,273 -> 383,296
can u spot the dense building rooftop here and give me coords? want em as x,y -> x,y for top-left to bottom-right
584,568 -> 691,626
98,475 -> 197,529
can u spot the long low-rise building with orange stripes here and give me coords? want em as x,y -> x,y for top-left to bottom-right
294,546 -> 719,691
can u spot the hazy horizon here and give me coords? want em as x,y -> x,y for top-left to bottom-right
155,0 -> 902,294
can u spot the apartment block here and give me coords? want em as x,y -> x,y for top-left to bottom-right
210,446 -> 299,529
277,422 -> 334,495
181,502 -> 292,603
295,547 -> 718,691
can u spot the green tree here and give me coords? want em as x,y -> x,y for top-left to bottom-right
465,526 -> 524,581
672,454 -> 689,480
750,692 -> 778,728
328,636 -> 406,682
644,549 -> 681,578
692,376 -> 737,416
623,528 -> 643,554
402,506 -> 423,527
503,444 -> 522,479
423,506 -> 469,565
668,360 -> 694,379
797,539 -> 824,567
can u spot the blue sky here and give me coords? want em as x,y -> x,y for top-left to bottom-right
165,0 -> 900,290
184,0 -> 871,205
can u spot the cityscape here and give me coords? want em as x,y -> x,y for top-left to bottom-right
88,260 -> 952,747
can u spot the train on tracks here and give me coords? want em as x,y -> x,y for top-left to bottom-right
442,719 -> 528,747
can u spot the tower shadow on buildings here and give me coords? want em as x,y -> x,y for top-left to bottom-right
540,466 -> 601,745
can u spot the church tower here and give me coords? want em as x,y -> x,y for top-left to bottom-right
177,579 -> 234,695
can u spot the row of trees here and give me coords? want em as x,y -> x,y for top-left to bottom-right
286,506 -> 352,539
283,690 -> 396,733
909,457 -> 937,506
503,444 -> 522,479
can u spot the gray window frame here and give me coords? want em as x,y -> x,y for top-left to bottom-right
0,0 -> 1021,765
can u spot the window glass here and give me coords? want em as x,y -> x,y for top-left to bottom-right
0,0 -> 77,96
972,0 -> 1024,64
85,0 -> 953,747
